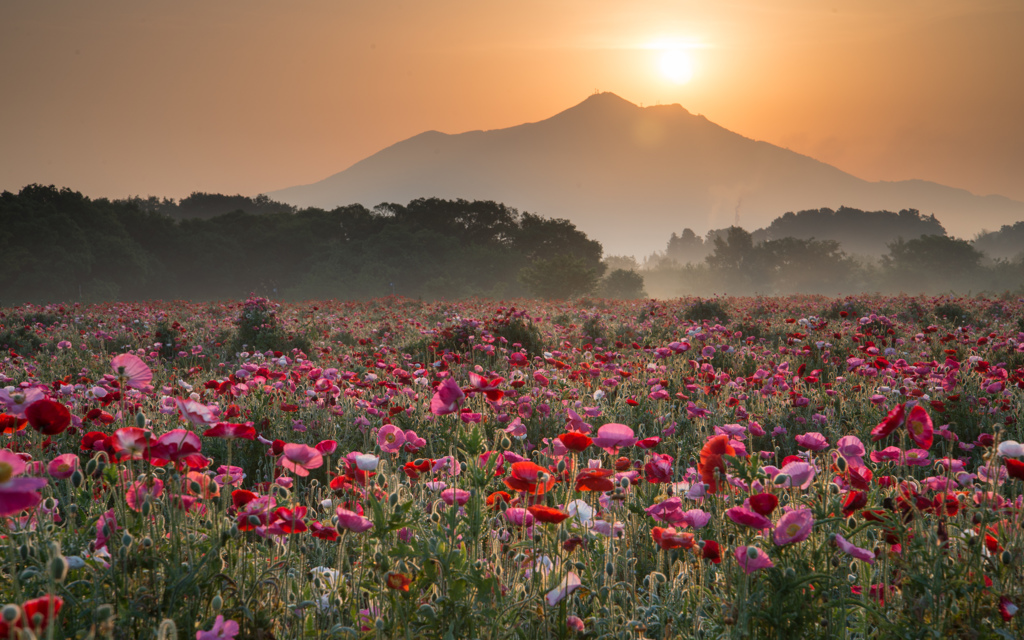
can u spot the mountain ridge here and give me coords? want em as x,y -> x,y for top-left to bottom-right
267,92 -> 1024,256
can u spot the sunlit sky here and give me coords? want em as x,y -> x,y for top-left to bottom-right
2,0 -> 1022,202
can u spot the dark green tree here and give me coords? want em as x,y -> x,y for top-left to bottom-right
599,269 -> 647,299
518,254 -> 600,300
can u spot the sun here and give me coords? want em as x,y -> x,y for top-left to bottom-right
658,48 -> 694,84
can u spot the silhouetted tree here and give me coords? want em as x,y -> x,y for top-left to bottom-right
599,269 -> 647,299
518,255 -> 600,300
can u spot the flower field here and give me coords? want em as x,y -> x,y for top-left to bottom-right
1,294 -> 1023,639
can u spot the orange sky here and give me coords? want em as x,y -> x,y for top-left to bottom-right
2,0 -> 1022,204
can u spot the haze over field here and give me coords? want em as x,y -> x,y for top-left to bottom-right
2,1 -> 1023,252
268,93 -> 1024,257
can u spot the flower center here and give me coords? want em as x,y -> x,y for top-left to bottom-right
786,523 -> 801,537
0,461 -> 12,484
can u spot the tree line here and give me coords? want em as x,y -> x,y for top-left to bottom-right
0,185 -> 607,304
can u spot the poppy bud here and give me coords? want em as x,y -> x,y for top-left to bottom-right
1,604 -> 19,624
835,455 -> 848,473
71,470 -> 84,488
605,561 -> 615,576
746,546 -> 759,560
48,555 -> 69,582
211,594 -> 223,613
135,411 -> 147,429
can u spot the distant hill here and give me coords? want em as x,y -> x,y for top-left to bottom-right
267,93 -> 1024,257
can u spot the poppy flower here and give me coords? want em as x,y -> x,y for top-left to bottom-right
486,491 -> 511,510
441,488 -> 471,506
403,458 -> 433,483
386,572 -> 413,592
701,540 -> 722,563
905,405 -> 933,449
430,378 -> 465,415
698,435 -> 735,494
466,372 -> 504,401
834,533 -> 875,564
280,443 -> 323,477
111,427 -> 152,461
310,521 -> 339,540
773,509 -> 814,546
196,615 -> 239,640
126,478 -> 164,512
203,422 -> 256,440
47,453 -> 79,480
726,507 -> 772,530
335,506 -> 373,532
558,431 -> 592,452
841,491 -> 868,517
1005,458 -> 1024,480
20,595 -> 63,632
528,505 -> 570,524
735,546 -> 774,574
505,461 -> 556,495
173,398 -> 217,426
645,497 -> 686,524
377,424 -> 406,454
644,453 -> 674,484
870,404 -> 905,441
273,506 -> 308,534
545,572 -> 582,606
111,353 -> 153,390
651,527 -> 695,550
591,423 -> 637,455
0,450 -> 48,517
999,596 -> 1018,622
794,432 -> 829,451
25,398 -> 71,435
148,430 -> 206,469
748,492 -> 778,517
0,413 -> 27,434
574,468 -> 615,493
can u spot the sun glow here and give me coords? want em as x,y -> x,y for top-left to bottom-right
645,38 -> 703,85
658,49 -> 694,84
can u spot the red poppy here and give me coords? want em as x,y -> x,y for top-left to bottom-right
25,399 -> 71,435
528,505 -> 570,524
486,491 -> 512,510
575,468 -> 616,492
310,522 -> 339,540
870,404 -> 905,441
558,432 -> 593,452
651,527 -> 695,550
748,492 -> 779,517
701,540 -> 722,563
272,506 -> 308,534
841,491 -> 868,517
21,595 -> 63,631
698,435 -> 735,494
504,461 -> 557,495
386,572 -> 413,592
1005,458 -> 1024,480
403,458 -> 433,483
0,413 -> 27,434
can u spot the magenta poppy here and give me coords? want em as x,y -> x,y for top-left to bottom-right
280,443 -> 323,477
430,378 -> 465,415
111,353 -> 153,390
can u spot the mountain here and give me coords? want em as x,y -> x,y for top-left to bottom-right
267,93 -> 1024,257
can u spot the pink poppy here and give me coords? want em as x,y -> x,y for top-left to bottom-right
773,509 -> 814,546
0,387 -> 44,417
126,478 -> 164,512
680,508 -> 712,529
315,440 -> 338,455
834,533 -> 875,564
430,378 -> 465,415
280,443 -> 323,477
795,432 -> 829,451
779,460 -> 816,490
735,546 -> 774,574
545,571 -> 582,606
149,429 -> 207,469
335,506 -> 373,532
0,450 -> 47,517
591,423 -> 637,455
403,430 -> 426,453
503,507 -> 536,528
645,497 -> 686,524
47,453 -> 79,480
441,488 -> 471,506
905,404 -> 933,450
173,398 -> 217,426
203,422 -> 256,440
377,424 -> 406,454
111,353 -> 153,390
836,436 -> 866,461
870,446 -> 902,463
111,427 -> 153,461
196,614 -> 239,640
643,453 -> 674,483
726,506 -> 772,530
25,399 -> 71,435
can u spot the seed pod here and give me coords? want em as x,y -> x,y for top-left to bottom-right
48,555 -> 69,582
746,546 -> 759,560
0,604 -> 20,624
211,594 -> 223,613
135,411 -> 147,429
